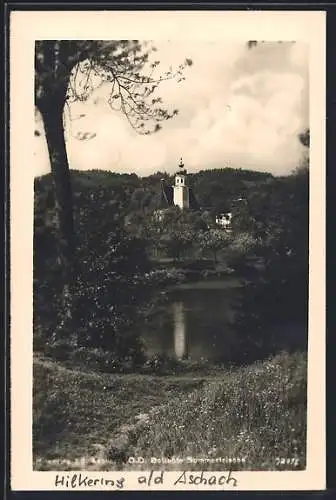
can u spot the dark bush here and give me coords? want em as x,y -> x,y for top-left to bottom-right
33,363 -> 70,451
34,185 -> 159,367
230,168 -> 309,364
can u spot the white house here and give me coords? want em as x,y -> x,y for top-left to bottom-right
215,212 -> 233,230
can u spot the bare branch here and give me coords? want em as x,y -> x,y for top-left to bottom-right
36,40 -> 192,141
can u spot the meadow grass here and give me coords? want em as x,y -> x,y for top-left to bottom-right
33,356 -> 206,462
33,350 -> 307,471
131,350 -> 307,471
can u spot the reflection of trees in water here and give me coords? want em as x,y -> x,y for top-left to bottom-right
181,289 -> 238,359
141,285 -> 240,361
173,301 -> 187,359
140,302 -> 174,357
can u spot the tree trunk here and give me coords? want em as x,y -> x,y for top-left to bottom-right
40,100 -> 76,340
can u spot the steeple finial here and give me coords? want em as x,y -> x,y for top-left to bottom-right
178,157 -> 184,169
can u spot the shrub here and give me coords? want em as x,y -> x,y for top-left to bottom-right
67,346 -> 145,373
33,363 -> 70,452
34,186 -> 159,366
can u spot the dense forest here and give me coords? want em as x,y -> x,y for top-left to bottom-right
34,165 -> 274,218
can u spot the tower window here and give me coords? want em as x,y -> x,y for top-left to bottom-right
176,176 -> 185,186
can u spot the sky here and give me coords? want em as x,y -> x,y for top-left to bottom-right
34,40 -> 309,177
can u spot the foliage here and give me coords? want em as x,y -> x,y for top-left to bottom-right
226,232 -> 260,270
34,183 -> 158,365
33,361 -> 71,452
197,229 -> 232,263
125,206 -> 209,261
36,167 -> 274,218
190,167 -> 273,215
159,228 -> 195,261
35,167 -> 274,229
35,40 -> 192,135
231,166 -> 309,362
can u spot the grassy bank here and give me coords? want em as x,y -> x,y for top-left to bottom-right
33,350 -> 307,471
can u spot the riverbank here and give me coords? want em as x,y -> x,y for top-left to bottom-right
33,350 -> 307,471
149,256 -> 262,285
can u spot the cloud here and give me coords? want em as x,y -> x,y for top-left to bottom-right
33,41 -> 309,177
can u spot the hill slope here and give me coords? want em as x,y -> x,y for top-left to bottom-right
34,167 -> 274,216
34,350 -> 307,471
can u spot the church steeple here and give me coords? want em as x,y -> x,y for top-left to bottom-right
156,157 -> 199,212
174,157 -> 189,208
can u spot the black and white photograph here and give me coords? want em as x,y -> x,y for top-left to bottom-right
10,10 -> 325,491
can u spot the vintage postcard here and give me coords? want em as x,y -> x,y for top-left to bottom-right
10,9 -> 325,491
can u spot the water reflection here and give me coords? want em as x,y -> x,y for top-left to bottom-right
141,278 -> 307,361
141,279 -> 241,361
173,302 -> 187,359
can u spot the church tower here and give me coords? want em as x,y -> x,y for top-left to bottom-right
173,158 -> 190,209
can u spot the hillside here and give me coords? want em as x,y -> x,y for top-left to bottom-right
33,350 -> 307,471
34,167 -> 274,217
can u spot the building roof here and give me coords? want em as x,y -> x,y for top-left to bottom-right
162,184 -> 174,206
188,187 -> 200,209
